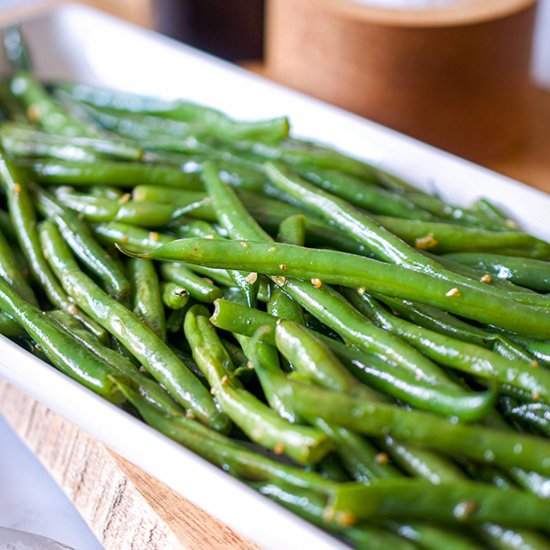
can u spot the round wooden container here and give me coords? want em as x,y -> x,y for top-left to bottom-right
265,0 -> 537,160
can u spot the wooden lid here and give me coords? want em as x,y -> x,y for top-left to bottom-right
299,0 -> 536,27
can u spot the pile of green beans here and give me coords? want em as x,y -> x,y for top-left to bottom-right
0,30 -> 549,549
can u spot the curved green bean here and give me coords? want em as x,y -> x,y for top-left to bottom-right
48,309 -> 181,415
36,188 -> 130,302
0,147 -> 107,340
445,253 -> 550,292
184,305 -> 332,464
160,282 -> 189,310
38,220 -> 227,431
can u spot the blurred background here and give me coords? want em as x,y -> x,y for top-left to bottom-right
0,0 -> 548,189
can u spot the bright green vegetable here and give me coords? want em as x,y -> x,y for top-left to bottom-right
38,220 -> 228,431
123,237 -> 550,339
128,258 -> 165,341
0,276 -> 122,401
184,305 -> 332,464
0,146 -> 107,340
282,379 -> 550,475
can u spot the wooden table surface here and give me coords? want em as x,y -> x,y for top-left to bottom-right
0,2 -> 549,549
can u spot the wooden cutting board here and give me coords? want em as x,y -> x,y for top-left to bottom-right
0,379 -> 259,550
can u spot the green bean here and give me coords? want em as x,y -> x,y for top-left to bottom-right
0,147 -> 107,340
202,162 -> 272,241
184,305 -> 332,464
38,220 -> 227,430
54,189 -> 181,227
276,214 -> 307,248
346,290 -> 550,404
90,221 -> 235,289
48,309 -> 181,415
269,215 -> 307,324
128,258 -> 166,341
330,478 -> 550,528
159,262 -> 223,303
310,342 -> 547,549
316,454 -> 350,482
469,198 -> 517,230
377,296 -> 492,346
133,186 -> 216,221
215,301 -> 494,420
265,163 -> 550,309
92,221 -> 174,250
128,239 -> 550,338
1,134 -> 97,162
59,96 -> 204,141
160,282 -> 189,310
260,214 -> 308,375
250,342 -> 390,497
0,276 -> 122,401
268,287 -> 304,326
229,138 -> 393,183
298,168 -> 435,220
132,183 -> 373,256
246,326 -> 444,547
376,295 -> 538,364
56,82 -> 290,142
254,481 -> 419,550
35,188 -> 130,302
188,165 -> 463,387
0,124 -> 143,161
381,437 -> 465,484
128,236 -> 550,339
282,378 -> 550,475
21,159 -> 202,189
374,216 -> 548,257
268,162 -> 550,308
260,474 -> 486,550
250,298 -> 540,537
10,71 -> 98,136
444,253 -> 550,292
398,191 -> 502,229
333,348 -> 497,421
0,225 -> 37,305
165,307 -> 186,334
275,321 -> 363,395
280,318 -> 495,420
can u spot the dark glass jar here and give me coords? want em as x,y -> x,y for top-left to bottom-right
154,0 -> 265,62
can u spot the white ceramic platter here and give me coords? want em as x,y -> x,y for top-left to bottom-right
0,5 -> 548,549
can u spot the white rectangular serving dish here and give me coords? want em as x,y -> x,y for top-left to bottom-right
0,5 -> 549,549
